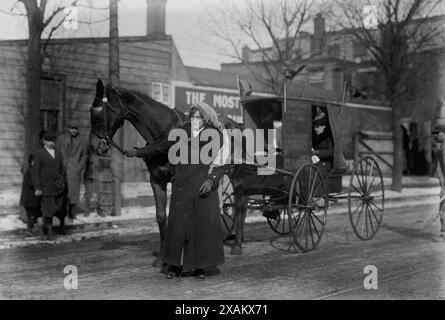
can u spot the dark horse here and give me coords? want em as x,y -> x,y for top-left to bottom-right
90,79 -> 251,264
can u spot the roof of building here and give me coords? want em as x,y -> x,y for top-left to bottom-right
185,66 -> 239,89
184,65 -> 343,101
0,34 -> 171,47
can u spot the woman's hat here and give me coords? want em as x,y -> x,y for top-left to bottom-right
191,101 -> 225,132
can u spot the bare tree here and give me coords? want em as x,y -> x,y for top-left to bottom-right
10,0 -> 78,164
2,0 -> 110,165
203,0 -> 321,94
329,0 -> 444,191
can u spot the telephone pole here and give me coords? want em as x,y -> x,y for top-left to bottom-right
109,0 -> 123,216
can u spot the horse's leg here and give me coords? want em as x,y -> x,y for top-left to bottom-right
230,189 -> 246,255
150,175 -> 167,267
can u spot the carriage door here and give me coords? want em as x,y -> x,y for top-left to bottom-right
282,100 -> 312,171
40,76 -> 66,136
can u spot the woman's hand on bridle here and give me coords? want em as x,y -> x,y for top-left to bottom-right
124,149 -> 138,158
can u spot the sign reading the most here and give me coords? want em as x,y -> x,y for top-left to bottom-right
174,86 -> 243,123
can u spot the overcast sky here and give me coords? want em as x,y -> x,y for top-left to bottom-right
2,1 -> 443,70
0,0 -> 242,69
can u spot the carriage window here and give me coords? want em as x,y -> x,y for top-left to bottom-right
151,82 -> 171,105
312,105 -> 334,165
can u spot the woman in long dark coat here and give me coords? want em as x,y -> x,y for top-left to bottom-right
126,102 -> 226,279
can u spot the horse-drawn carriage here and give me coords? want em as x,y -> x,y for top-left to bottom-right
90,79 -> 385,257
219,94 -> 385,253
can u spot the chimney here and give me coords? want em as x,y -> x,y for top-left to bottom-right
146,0 -> 167,36
312,13 -> 325,55
314,13 -> 325,35
242,45 -> 250,62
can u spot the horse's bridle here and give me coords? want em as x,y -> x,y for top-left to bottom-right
92,87 -> 128,155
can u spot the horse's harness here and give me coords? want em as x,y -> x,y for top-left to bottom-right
93,87 -> 183,155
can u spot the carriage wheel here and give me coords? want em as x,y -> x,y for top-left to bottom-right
348,156 -> 385,240
267,208 -> 291,235
219,172 -> 236,240
288,164 -> 328,253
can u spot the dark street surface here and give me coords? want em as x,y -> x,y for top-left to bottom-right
0,203 -> 444,300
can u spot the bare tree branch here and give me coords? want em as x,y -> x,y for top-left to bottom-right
201,0 -> 321,94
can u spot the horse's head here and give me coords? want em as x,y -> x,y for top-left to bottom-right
90,79 -> 125,155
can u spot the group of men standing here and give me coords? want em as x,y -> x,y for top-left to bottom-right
20,122 -> 94,240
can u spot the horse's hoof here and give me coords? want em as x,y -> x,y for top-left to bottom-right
151,257 -> 163,267
230,245 -> 242,255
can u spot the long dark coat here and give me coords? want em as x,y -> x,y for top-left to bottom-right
161,123 -> 225,271
313,131 -> 334,175
19,167 -> 40,208
31,147 -> 66,197
56,133 -> 88,204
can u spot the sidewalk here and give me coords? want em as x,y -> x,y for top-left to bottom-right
0,176 -> 440,249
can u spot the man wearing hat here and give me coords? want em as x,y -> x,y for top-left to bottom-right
56,121 -> 89,218
32,130 -> 67,240
311,108 -> 333,169
431,123 -> 445,242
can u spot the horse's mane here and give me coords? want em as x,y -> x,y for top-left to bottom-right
108,85 -> 242,130
109,86 -> 174,112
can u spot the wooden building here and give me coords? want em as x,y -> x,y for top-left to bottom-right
0,0 -> 191,188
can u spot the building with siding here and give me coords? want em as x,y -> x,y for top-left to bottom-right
0,0 -> 190,188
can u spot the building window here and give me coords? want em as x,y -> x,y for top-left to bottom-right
308,71 -> 325,85
353,41 -> 367,59
327,44 -> 340,58
152,82 -> 170,105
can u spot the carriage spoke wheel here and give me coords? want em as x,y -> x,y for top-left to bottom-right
219,172 -> 236,241
267,208 -> 291,235
348,156 -> 385,240
288,164 -> 328,253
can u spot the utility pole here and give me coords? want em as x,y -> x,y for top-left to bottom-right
109,0 -> 123,216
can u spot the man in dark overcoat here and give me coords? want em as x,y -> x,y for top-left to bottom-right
19,154 -> 42,236
311,110 -> 334,174
32,130 -> 67,240
56,121 -> 88,218
126,101 -> 226,279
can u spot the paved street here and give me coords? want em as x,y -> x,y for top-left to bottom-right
0,203 -> 444,300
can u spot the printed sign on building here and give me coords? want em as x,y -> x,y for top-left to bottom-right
173,84 -> 244,123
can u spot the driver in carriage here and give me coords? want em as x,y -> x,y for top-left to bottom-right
311,107 -> 334,174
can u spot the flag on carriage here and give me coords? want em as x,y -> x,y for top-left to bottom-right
237,75 -> 253,98
284,65 -> 306,80
346,84 -> 368,100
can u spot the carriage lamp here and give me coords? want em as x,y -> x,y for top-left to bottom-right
102,98 -> 108,103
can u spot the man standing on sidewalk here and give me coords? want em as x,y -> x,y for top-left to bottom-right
56,121 -> 88,218
32,131 -> 67,240
431,124 -> 445,242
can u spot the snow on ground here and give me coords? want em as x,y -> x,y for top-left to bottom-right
0,176 -> 440,232
0,205 -> 159,232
